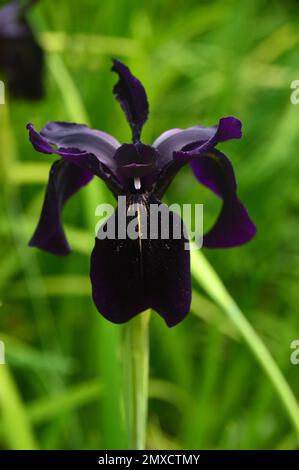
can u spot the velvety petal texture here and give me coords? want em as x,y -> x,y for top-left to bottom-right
0,0 -> 44,99
154,117 -> 242,168
112,59 -> 149,142
29,159 -> 93,256
190,149 -> 256,247
91,195 -> 191,326
27,122 -> 123,195
114,142 -> 158,179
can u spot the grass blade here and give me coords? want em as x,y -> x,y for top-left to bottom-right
191,247 -> 299,439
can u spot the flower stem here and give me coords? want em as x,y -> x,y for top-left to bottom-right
124,311 -> 150,450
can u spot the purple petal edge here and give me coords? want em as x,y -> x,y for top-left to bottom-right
190,149 -> 256,248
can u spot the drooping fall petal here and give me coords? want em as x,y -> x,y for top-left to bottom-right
190,149 -> 256,247
90,195 -> 191,326
29,159 -> 93,255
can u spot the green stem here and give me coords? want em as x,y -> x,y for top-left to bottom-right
124,311 -> 150,450
191,247 -> 299,439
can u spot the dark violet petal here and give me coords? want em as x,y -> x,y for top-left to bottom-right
153,117 -> 243,199
0,2 -> 44,100
214,116 -> 242,142
203,197 -> 256,248
153,159 -> 185,199
90,195 -> 191,326
29,159 -> 93,256
27,123 -> 123,195
153,126 -> 214,168
112,59 -> 149,142
114,143 -> 158,178
175,117 -> 242,160
40,121 -> 121,167
191,149 -> 256,247
154,117 -> 242,168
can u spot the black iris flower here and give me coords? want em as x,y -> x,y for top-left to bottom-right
27,60 -> 256,327
0,0 -> 44,99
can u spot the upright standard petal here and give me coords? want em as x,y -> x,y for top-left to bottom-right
27,122 -> 123,195
112,59 -> 149,143
153,117 -> 242,168
29,159 -> 93,256
90,195 -> 191,326
190,149 -> 256,247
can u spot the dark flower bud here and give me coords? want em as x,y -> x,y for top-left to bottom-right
0,0 -> 44,100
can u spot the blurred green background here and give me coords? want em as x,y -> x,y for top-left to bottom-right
1,0 -> 299,450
